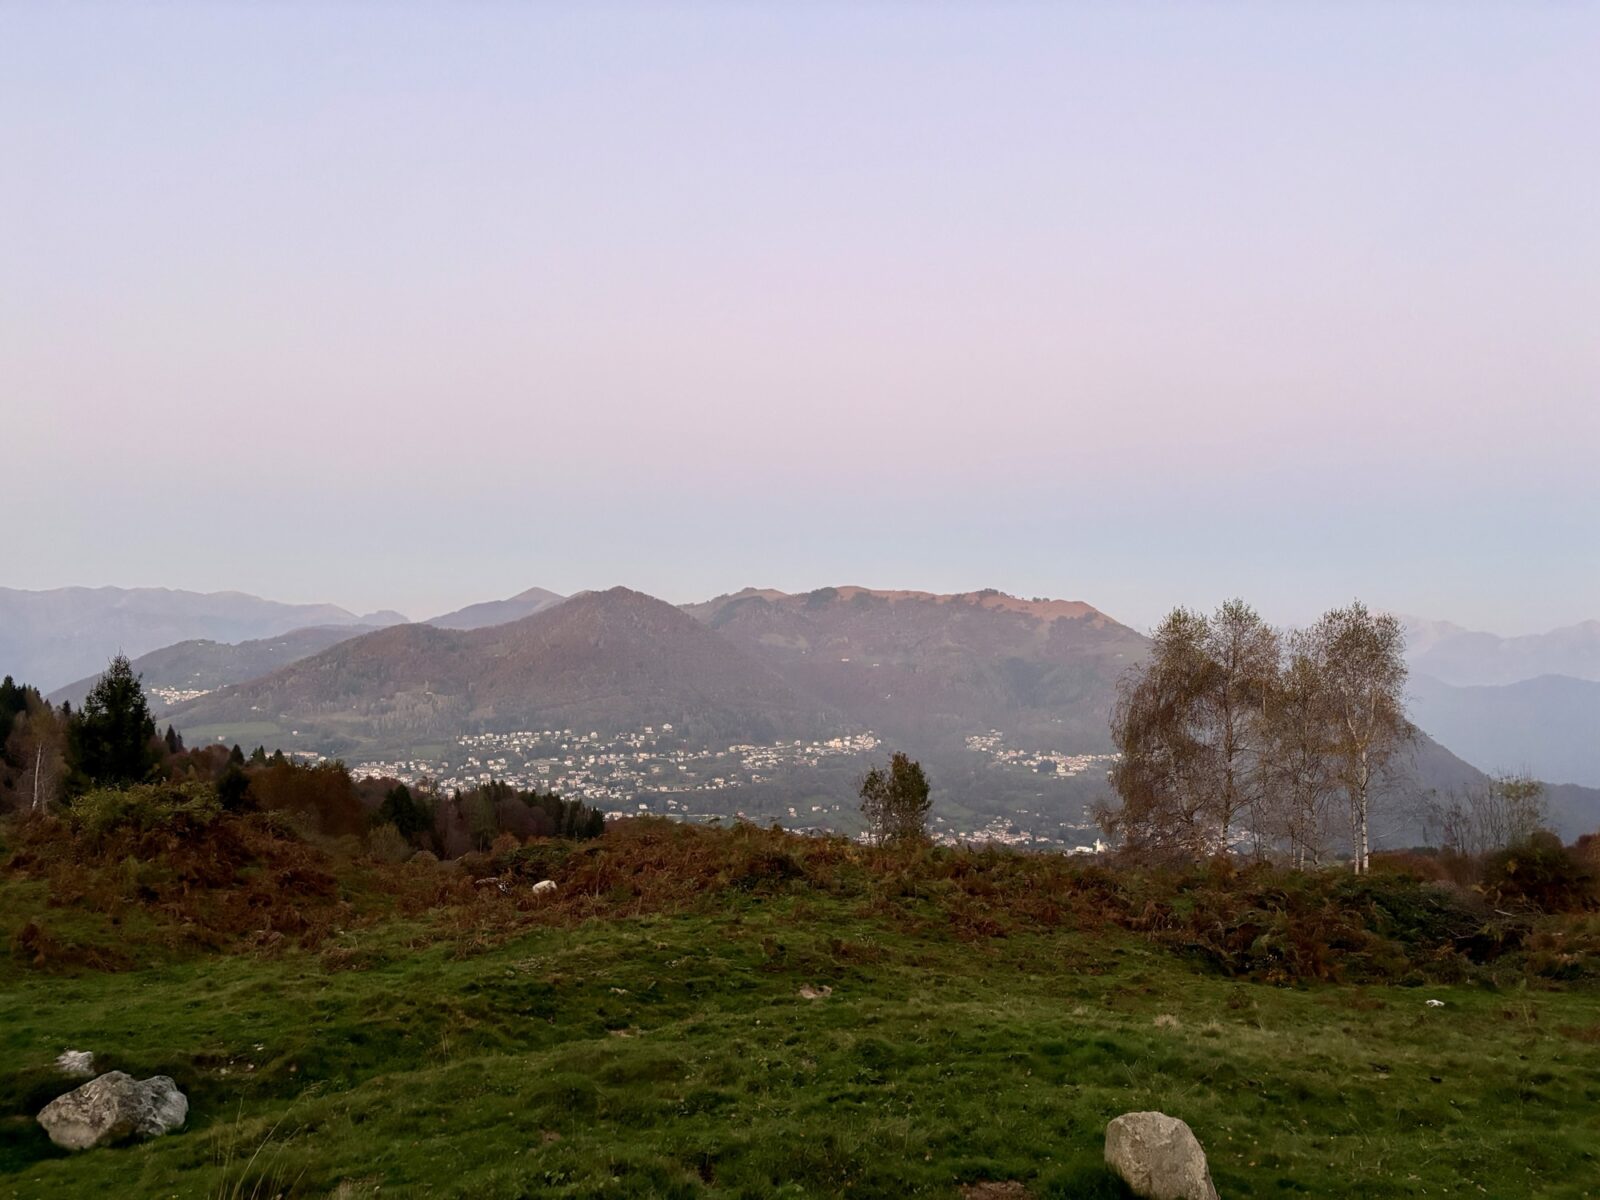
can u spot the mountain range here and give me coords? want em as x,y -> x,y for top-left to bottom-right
1407,672 -> 1600,789
1401,616 -> 1600,686
8,582 -> 1598,839
0,586 -> 406,692
426,586 -> 567,631
45,625 -> 390,714
167,588 -> 832,752
1397,616 -> 1600,790
683,587 -> 1145,752
43,589 -> 572,714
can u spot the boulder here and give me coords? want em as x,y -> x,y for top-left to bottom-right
531,879 -> 557,896
37,1071 -> 188,1151
1104,1111 -> 1218,1200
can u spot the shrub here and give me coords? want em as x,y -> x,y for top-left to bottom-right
1368,850 -> 1450,883
366,822 -> 412,864
247,760 -> 366,837
1481,833 -> 1598,913
731,846 -> 806,892
68,781 -> 220,845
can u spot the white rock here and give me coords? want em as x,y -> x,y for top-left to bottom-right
55,1050 -> 96,1078
531,879 -> 557,895
37,1071 -> 188,1151
1105,1111 -> 1218,1200
1425,999 -> 1445,1008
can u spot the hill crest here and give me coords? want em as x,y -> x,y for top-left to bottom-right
426,586 -> 566,631
170,587 -> 832,753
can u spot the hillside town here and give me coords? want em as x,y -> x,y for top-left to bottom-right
930,810 -> 1107,853
964,730 -> 1120,780
349,726 -> 883,821
336,724 -> 1119,848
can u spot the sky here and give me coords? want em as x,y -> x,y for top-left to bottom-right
3,4 -> 1596,635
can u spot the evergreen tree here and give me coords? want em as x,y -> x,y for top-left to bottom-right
67,655 -> 157,788
377,783 -> 432,840
0,676 -> 30,735
0,675 -> 40,769
217,762 -> 252,811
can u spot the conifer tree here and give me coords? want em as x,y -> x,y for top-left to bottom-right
67,655 -> 157,788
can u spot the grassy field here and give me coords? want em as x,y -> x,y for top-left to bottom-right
2,821 -> 1598,1199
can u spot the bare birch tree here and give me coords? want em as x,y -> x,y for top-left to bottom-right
1429,772 -> 1547,857
1100,602 -> 1275,859
1260,627 -> 1340,866
1201,599 -> 1279,853
5,696 -> 67,815
1100,608 -> 1216,859
1310,602 -> 1412,874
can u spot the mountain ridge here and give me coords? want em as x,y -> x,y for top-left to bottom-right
1399,615 -> 1600,686
1408,672 -> 1600,788
168,587 -> 834,753
682,585 -> 1146,751
0,586 -> 405,691
45,624 -> 385,714
426,586 -> 566,631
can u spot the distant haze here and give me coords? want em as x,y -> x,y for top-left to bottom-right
3,5 -> 1595,633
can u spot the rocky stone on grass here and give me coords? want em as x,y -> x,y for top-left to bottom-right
1104,1111 -> 1218,1200
531,879 -> 557,896
37,1071 -> 188,1151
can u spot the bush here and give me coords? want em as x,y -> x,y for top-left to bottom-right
366,822 -> 412,864
1481,833 -> 1598,913
247,760 -> 365,837
68,781 -> 220,845
1368,850 -> 1450,883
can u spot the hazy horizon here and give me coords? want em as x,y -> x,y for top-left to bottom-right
6,5 -> 1596,636
4,577 -> 1591,645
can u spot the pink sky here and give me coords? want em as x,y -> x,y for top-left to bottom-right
3,5 -> 1596,633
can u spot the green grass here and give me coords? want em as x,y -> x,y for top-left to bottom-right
3,887 -> 1598,1199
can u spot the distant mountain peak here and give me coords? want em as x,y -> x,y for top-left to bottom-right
359,609 -> 411,627
1401,614 -> 1600,686
691,585 -> 1119,629
426,586 -> 566,631
833,586 -> 1111,624
0,585 -> 392,691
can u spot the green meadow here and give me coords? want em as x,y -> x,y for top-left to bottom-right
3,820 -> 1597,1199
